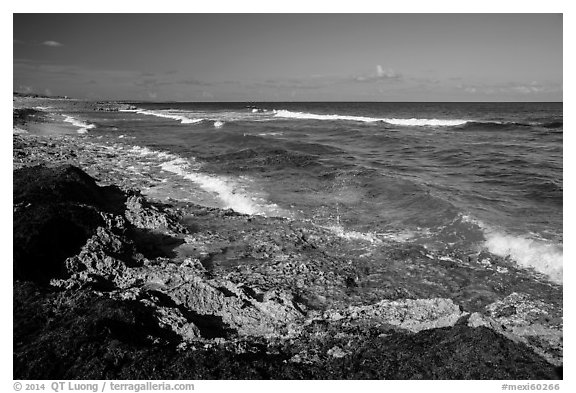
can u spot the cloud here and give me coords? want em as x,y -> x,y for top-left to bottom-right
13,59 -> 148,92
456,81 -> 561,96
13,40 -> 63,47
251,74 -> 341,91
353,65 -> 402,83
42,40 -> 63,47
180,79 -> 212,86
135,77 -> 212,88
15,84 -> 33,93
255,78 -> 327,90
376,65 -> 399,79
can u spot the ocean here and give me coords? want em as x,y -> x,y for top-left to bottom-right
70,101 -> 563,284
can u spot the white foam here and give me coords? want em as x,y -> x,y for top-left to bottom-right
274,109 -> 382,123
128,145 -> 157,157
213,120 -> 225,128
273,109 -> 468,127
63,115 -> 96,134
379,229 -> 420,242
160,158 -> 284,216
484,232 -> 563,283
323,225 -> 382,244
384,118 -> 469,127
461,215 -> 563,283
125,144 -> 286,217
121,108 -> 203,124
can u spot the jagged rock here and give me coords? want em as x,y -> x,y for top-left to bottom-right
468,292 -> 563,366
327,346 -> 348,358
323,298 -> 466,333
163,276 -> 305,337
13,281 -> 184,379
139,298 -> 202,341
14,278 -> 560,380
14,164 -> 124,209
125,194 -> 187,233
64,227 -> 143,285
13,108 -> 44,126
13,165 -> 128,282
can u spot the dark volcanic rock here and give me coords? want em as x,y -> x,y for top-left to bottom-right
14,202 -> 104,281
13,165 -> 126,282
125,194 -> 187,233
14,279 -> 558,380
13,281 -> 182,379
13,108 -> 44,126
14,164 -> 125,211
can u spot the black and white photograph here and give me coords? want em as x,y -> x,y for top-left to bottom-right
10,7 -> 565,385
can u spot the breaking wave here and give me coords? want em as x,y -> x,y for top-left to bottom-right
461,215 -> 562,283
272,109 -> 469,127
126,145 -> 287,217
269,109 -> 562,130
63,115 -> 96,134
121,108 -> 204,124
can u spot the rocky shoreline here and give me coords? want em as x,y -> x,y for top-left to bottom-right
13,99 -> 563,379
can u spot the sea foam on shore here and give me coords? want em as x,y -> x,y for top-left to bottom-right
126,145 -> 288,217
63,115 -> 96,134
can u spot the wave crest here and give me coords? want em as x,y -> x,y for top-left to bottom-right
63,115 -> 96,134
121,108 -> 204,124
126,145 -> 287,217
485,232 -> 563,283
461,215 -> 562,283
273,109 -> 469,127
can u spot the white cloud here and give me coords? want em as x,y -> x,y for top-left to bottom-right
353,65 -> 401,83
376,65 -> 398,79
42,40 -> 63,47
15,85 -> 33,93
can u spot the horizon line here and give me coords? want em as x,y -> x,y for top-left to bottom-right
13,92 -> 563,104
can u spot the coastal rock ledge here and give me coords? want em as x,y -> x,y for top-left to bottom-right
13,161 -> 561,379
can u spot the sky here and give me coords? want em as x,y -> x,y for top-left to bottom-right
13,13 -> 563,102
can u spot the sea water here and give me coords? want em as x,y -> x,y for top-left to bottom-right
67,102 -> 563,283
